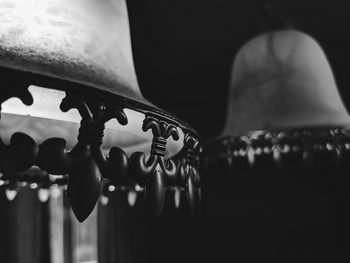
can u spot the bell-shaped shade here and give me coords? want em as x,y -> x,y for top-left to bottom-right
204,30 -> 350,261
0,0 -> 143,103
222,29 -> 350,136
0,0 -> 191,222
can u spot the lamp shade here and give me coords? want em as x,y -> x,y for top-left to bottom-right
0,0 -> 142,103
203,29 -> 350,260
222,29 -> 350,135
0,0 -> 201,223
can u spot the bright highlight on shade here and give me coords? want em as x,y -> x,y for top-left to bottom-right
127,190 -> 137,206
0,85 -> 184,157
5,188 -> 18,201
38,188 -> 50,202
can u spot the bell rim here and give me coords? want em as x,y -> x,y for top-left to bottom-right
0,65 -> 202,220
0,65 -> 199,138
204,125 -> 350,168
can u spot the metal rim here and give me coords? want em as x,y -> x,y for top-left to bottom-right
0,66 -> 202,222
204,126 -> 350,168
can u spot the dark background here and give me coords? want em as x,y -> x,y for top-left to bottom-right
127,0 -> 350,140
126,1 -> 350,262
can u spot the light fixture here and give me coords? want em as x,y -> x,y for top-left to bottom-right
203,28 -> 350,260
205,28 -> 350,167
0,0 -> 201,222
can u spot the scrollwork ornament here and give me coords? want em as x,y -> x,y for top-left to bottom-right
0,68 -> 202,221
129,113 -> 180,217
56,91 -> 128,222
205,127 -> 350,172
0,89 -> 130,222
178,133 -> 202,215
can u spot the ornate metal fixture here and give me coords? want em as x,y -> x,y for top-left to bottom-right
0,66 -> 201,222
201,22 -> 350,260
0,0 -> 202,223
204,126 -> 350,170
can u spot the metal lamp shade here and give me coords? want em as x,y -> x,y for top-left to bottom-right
0,0 -> 142,103
0,0 -> 201,224
222,29 -> 350,135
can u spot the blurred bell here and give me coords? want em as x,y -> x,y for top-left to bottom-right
222,29 -> 350,136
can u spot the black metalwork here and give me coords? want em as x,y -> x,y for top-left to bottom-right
177,133 -> 202,215
204,126 -> 350,170
129,113 -> 179,217
0,66 -> 202,222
